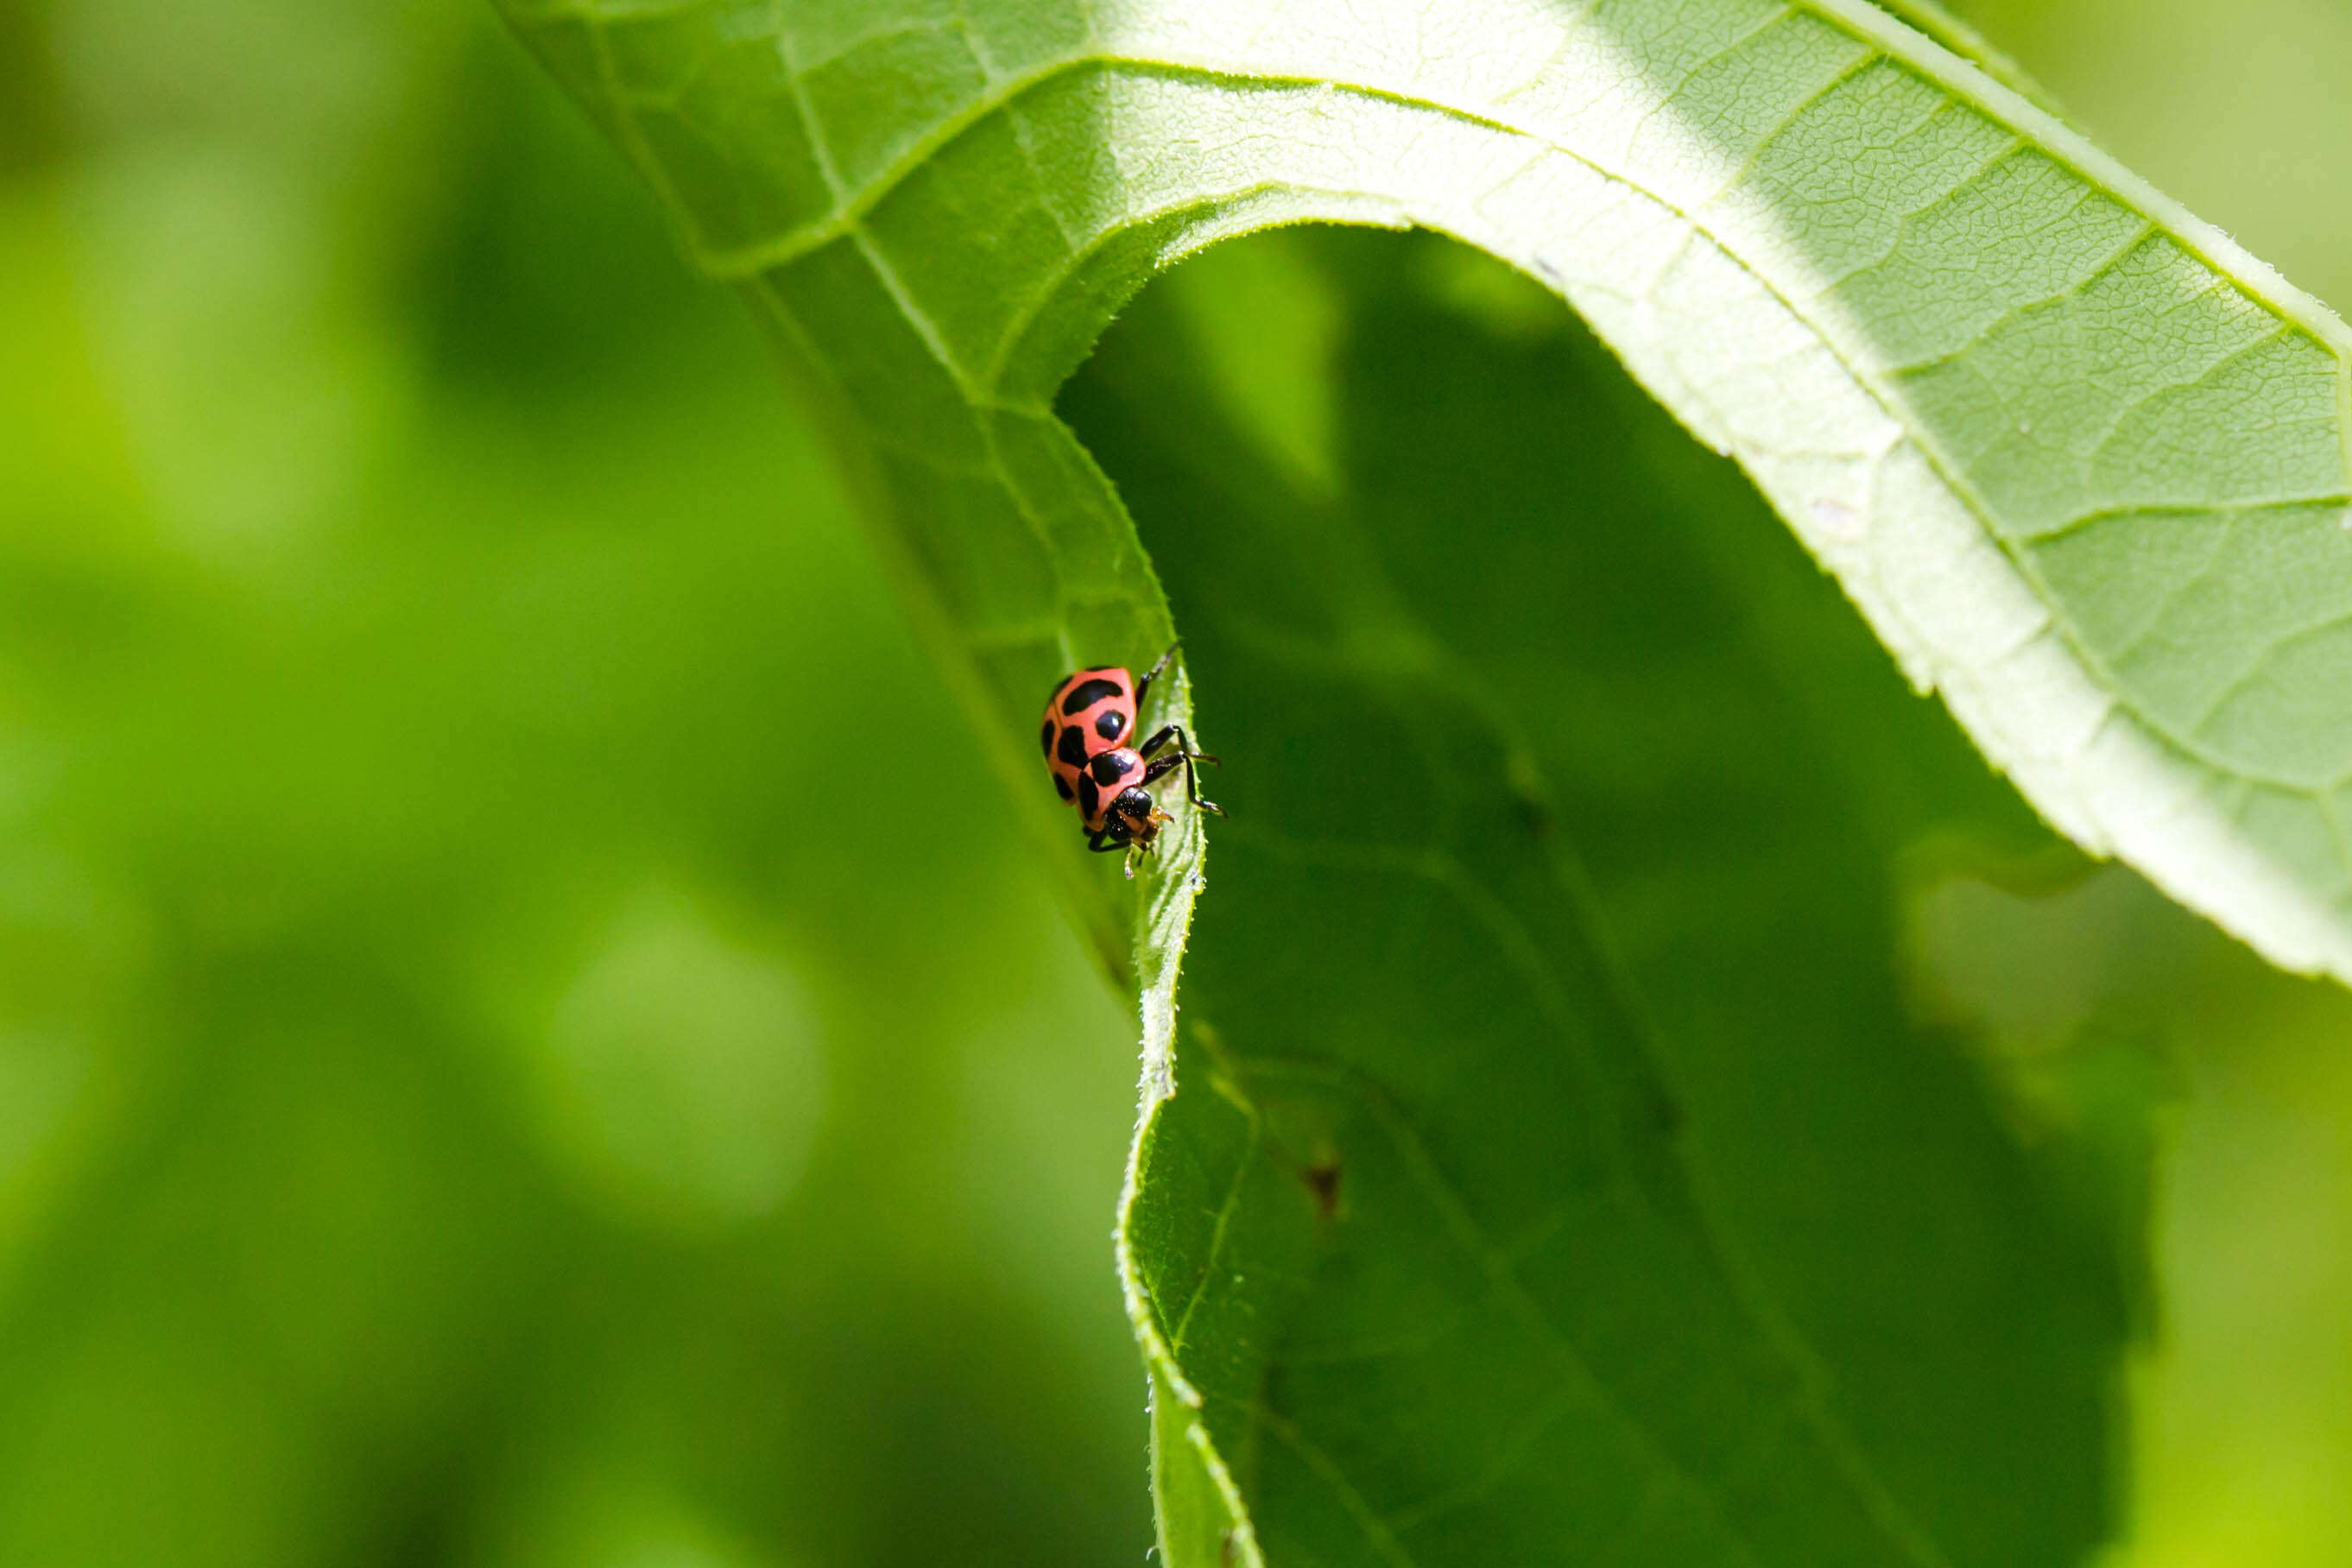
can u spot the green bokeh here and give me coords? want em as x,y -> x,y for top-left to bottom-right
0,3 -> 1145,1562
4,0 -> 2352,1563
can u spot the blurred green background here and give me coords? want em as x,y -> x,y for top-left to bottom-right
2,0 -> 2351,1564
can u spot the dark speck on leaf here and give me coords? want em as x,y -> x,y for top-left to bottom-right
1642,1082 -> 1682,1139
1301,1158 -> 1343,1221
1514,792 -> 1552,839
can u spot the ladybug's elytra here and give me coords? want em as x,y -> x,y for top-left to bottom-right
1040,642 -> 1223,876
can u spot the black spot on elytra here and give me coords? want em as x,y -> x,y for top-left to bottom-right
1061,677 -> 1122,716
1054,775 -> 1074,802
1078,775 -> 1101,821
1057,724 -> 1089,768
1091,749 -> 1137,787
1040,718 -> 1055,756
1094,707 -> 1128,742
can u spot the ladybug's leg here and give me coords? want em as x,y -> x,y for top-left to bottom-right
1131,641 -> 1181,714
1135,724 -> 1220,767
1086,821 -> 1141,877
1140,739 -> 1225,819
1137,725 -> 1225,813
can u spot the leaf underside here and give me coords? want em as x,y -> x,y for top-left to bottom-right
493,0 -> 2345,1561
1076,231 -> 2124,1565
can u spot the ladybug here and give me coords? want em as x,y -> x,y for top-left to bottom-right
1040,642 -> 1223,876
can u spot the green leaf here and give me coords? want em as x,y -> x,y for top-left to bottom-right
486,0 -> 2343,1559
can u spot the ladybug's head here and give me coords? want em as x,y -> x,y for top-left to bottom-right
1103,785 -> 1167,850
